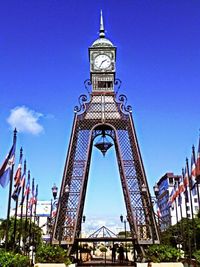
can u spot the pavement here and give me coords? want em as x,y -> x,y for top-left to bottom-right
77,258 -> 134,266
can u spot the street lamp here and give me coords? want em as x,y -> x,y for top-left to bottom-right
52,183 -> 58,200
120,214 -> 128,261
50,183 -> 59,244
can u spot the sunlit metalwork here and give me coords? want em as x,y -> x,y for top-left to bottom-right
52,88 -> 160,253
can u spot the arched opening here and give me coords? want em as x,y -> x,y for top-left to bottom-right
82,129 -> 127,236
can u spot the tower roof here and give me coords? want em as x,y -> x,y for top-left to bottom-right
91,10 -> 114,47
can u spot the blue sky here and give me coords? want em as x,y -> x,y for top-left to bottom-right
0,0 -> 200,225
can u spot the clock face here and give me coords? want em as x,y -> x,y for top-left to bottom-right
94,54 -> 111,70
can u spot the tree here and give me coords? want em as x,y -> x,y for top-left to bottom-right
0,216 -> 42,252
160,215 -> 200,257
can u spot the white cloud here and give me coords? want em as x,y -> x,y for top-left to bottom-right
7,106 -> 44,135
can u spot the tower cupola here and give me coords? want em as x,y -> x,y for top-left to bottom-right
89,10 -> 116,93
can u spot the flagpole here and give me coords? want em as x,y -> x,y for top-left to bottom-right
182,167 -> 191,259
24,170 -> 30,254
196,133 -> 200,210
174,184 -> 179,225
18,160 -> 26,248
186,158 -> 194,219
28,202 -> 33,259
178,175 -> 183,220
174,182 -> 180,248
196,171 -> 200,210
177,175 -> 183,250
191,146 -> 197,251
28,178 -> 34,254
12,147 -> 23,251
179,168 -> 185,254
186,157 -> 196,251
32,184 -> 38,266
5,128 -> 17,251
193,144 -> 200,210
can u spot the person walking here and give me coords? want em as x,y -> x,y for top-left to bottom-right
118,243 -> 124,264
111,244 -> 117,262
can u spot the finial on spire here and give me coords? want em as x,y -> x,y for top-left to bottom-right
99,10 -> 105,38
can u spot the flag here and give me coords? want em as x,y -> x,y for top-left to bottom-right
20,171 -> 30,205
196,137 -> 200,178
13,149 -> 22,187
12,168 -> 25,201
179,172 -> 185,194
32,178 -> 35,197
0,141 -> 16,188
183,167 -> 189,188
52,199 -> 58,218
175,183 -> 180,199
32,183 -> 38,206
18,171 -> 25,196
32,184 -> 38,214
11,150 -> 23,200
178,176 -> 184,206
191,153 -> 197,195
168,187 -> 175,207
30,178 -> 35,205
185,162 -> 191,201
35,184 -> 38,204
171,183 -> 179,203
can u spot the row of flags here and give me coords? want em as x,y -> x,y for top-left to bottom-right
165,137 -> 200,214
0,130 -> 38,215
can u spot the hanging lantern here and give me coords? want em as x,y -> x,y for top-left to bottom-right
94,132 -> 113,156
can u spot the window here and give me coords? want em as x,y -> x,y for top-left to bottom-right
169,178 -> 173,185
194,198 -> 198,203
98,81 -> 113,89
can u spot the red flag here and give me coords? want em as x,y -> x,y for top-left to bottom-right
196,137 -> 200,178
183,167 -> 189,188
190,148 -> 197,196
13,149 -> 23,187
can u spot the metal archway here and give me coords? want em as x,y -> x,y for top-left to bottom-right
52,92 -> 160,255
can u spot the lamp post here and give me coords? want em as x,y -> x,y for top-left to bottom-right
50,183 -> 59,244
120,214 -> 128,261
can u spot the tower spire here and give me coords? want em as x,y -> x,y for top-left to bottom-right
99,10 -> 105,38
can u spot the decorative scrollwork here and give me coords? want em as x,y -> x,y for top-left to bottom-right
114,78 -> 122,95
117,94 -> 132,113
74,94 -> 88,114
84,79 -> 92,94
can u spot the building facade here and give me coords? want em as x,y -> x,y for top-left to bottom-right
154,172 -> 199,231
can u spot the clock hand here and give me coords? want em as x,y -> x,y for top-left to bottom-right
99,59 -> 107,67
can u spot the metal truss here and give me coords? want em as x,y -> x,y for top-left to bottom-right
52,89 -> 160,252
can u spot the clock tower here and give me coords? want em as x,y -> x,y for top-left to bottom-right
89,11 -> 116,93
53,11 -> 160,258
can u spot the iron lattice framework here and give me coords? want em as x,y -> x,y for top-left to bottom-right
52,89 -> 160,251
